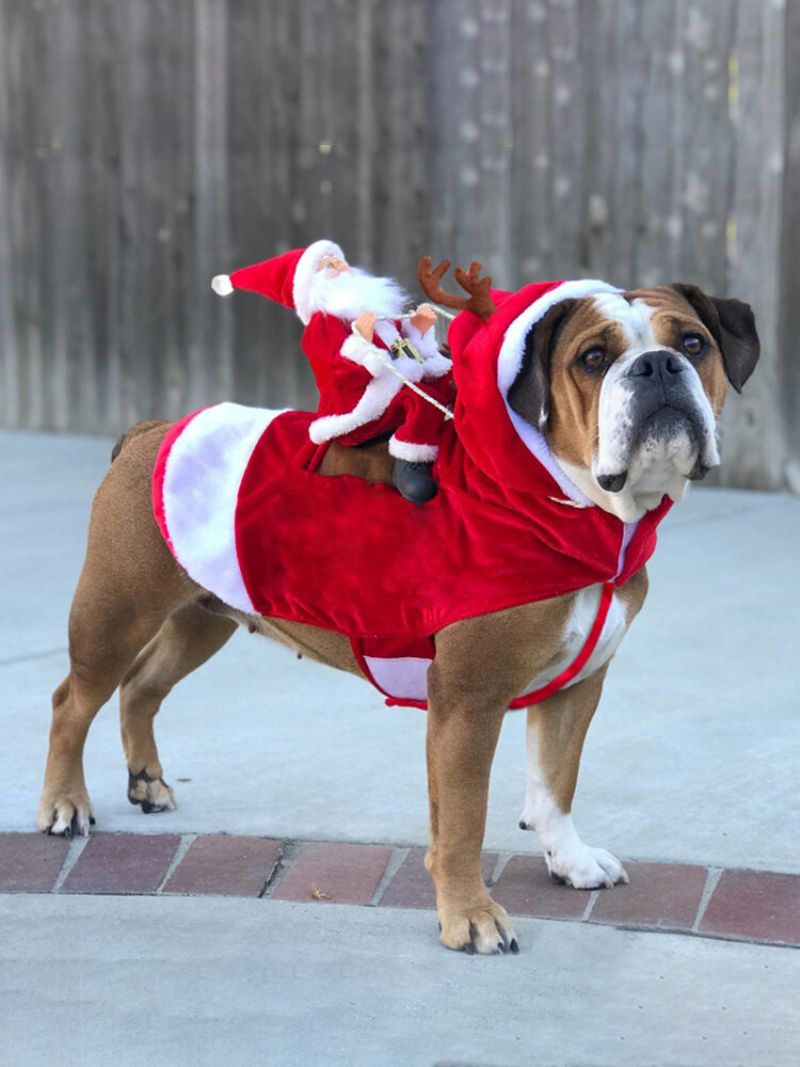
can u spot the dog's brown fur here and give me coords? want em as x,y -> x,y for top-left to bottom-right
38,285 -> 752,954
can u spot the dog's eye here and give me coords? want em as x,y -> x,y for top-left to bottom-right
682,333 -> 706,358
579,347 -> 608,372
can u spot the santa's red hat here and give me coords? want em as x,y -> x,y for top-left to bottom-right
449,278 -> 623,498
211,239 -> 345,324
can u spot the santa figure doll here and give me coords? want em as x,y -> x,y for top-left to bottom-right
211,240 -> 453,503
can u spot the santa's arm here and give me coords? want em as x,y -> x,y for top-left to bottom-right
339,312 -> 390,378
301,312 -> 386,387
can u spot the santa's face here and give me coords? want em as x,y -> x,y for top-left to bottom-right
318,254 -> 350,276
307,263 -> 408,322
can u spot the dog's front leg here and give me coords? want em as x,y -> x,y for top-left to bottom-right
425,670 -> 516,955
519,666 -> 628,889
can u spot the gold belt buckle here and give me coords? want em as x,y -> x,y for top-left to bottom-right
390,337 -> 424,363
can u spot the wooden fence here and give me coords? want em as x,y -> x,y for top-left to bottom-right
1,0 -> 798,490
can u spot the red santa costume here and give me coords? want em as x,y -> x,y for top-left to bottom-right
211,240 -> 453,463
154,272 -> 672,709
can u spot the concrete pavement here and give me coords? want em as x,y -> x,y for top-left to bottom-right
2,429 -> 800,1067
2,894 -> 799,1067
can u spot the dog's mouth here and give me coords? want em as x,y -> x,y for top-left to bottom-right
596,402 -> 710,494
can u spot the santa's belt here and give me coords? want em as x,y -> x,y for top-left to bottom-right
373,320 -> 424,363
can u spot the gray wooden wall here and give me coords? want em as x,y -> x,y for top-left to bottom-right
1,0 -> 798,490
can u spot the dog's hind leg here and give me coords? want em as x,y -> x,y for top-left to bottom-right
37,582 -> 179,836
38,425 -> 188,835
120,600 -> 236,814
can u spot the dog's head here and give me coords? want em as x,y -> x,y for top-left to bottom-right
506,283 -> 760,519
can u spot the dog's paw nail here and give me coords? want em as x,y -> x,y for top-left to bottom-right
518,819 -> 529,830
510,938 -> 519,954
89,815 -> 96,826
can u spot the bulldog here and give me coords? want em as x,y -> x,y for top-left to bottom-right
37,261 -> 758,956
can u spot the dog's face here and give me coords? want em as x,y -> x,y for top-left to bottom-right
508,284 -> 760,519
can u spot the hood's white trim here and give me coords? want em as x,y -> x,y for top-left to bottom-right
496,279 -> 622,505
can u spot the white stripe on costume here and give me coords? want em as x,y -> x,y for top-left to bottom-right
363,656 -> 432,701
161,403 -> 285,613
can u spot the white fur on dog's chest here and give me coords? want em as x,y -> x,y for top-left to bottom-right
520,584 -> 629,696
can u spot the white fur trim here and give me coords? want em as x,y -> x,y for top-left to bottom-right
293,239 -> 345,324
496,279 -> 622,505
211,274 -> 233,296
340,333 -> 388,378
402,322 -> 452,380
308,372 -> 403,443
161,403 -> 286,613
403,321 -> 439,359
389,436 -> 439,463
420,351 -> 453,380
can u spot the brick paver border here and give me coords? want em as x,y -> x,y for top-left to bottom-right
1,832 -> 798,950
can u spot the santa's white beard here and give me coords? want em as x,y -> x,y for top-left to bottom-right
306,267 -> 409,321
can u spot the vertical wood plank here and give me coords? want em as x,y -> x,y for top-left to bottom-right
6,1 -> 48,429
510,0 -> 557,284
83,0 -> 123,434
371,0 -> 430,289
779,0 -> 800,484
43,0 -> 94,431
721,0 -> 787,489
429,0 -> 485,269
0,0 -> 18,426
636,0 -> 683,286
193,0 -> 232,406
675,0 -> 736,292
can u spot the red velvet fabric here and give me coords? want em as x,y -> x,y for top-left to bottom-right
232,409 -> 670,639
229,248 -> 304,309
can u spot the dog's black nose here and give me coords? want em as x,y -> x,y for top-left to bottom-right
597,471 -> 627,492
629,349 -> 685,381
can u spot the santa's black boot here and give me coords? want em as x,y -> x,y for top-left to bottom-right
392,460 -> 438,504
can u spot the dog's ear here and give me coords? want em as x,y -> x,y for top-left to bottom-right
672,283 -> 760,392
508,300 -> 577,429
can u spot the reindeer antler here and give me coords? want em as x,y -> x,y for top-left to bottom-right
418,257 -> 497,323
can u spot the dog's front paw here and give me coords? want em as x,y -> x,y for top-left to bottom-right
37,789 -> 95,837
127,769 -> 177,814
545,843 -> 628,890
437,894 -> 519,955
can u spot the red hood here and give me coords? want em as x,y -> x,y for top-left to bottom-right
448,278 -> 623,499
